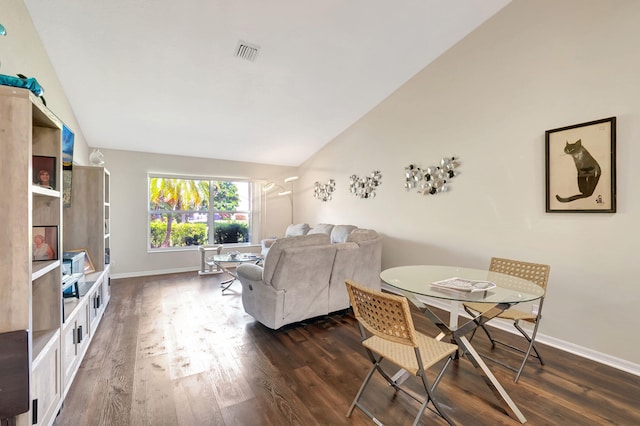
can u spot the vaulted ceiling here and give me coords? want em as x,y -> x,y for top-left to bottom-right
25,0 -> 510,166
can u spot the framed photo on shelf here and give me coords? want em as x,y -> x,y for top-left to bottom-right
32,156 -> 57,190
545,117 -> 616,213
66,248 -> 95,273
32,226 -> 58,261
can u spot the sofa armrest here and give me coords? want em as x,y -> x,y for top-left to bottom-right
237,263 -> 265,282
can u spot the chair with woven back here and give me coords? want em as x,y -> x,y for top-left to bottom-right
463,257 -> 551,382
345,279 -> 458,425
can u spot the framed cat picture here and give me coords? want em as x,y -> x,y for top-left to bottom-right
545,117 -> 616,213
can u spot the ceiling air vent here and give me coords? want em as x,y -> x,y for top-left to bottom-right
235,41 -> 260,62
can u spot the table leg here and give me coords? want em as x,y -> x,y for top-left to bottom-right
220,275 -> 235,293
215,263 -> 237,294
406,294 -> 527,423
456,335 -> 527,424
449,300 -> 460,330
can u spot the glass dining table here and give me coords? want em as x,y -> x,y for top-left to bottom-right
380,265 -> 545,424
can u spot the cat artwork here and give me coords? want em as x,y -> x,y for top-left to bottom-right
555,139 -> 601,202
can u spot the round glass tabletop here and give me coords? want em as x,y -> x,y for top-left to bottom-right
380,265 -> 544,304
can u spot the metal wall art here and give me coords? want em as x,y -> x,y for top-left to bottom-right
349,171 -> 382,199
313,179 -> 336,202
404,157 -> 459,195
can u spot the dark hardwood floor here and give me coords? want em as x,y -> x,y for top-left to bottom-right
53,272 -> 640,426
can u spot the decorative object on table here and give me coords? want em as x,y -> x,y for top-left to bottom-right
0,74 -> 47,105
62,125 -> 75,208
32,156 -> 57,190
32,226 -> 58,261
65,248 -> 95,273
404,156 -> 459,195
263,176 -> 298,223
349,170 -> 382,199
89,149 -> 105,166
545,117 -> 616,213
313,179 -> 336,201
431,277 -> 496,293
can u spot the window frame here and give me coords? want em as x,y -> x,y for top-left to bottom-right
147,173 -> 257,252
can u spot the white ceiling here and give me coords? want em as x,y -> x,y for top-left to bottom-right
25,0 -> 510,166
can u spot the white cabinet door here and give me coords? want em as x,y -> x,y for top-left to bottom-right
31,332 -> 61,426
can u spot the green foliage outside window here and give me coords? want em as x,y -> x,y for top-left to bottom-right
214,222 -> 249,243
149,221 -> 248,248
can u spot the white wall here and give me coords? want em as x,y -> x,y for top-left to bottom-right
0,0 -> 90,165
101,148 -> 295,277
296,0 -> 640,368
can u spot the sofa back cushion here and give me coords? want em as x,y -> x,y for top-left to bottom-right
308,223 -> 334,235
263,233 -> 330,285
285,223 -> 310,237
345,228 -> 378,243
330,224 -> 357,243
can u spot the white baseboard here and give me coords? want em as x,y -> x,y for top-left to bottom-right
382,283 -> 640,377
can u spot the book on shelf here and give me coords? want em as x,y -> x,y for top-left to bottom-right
431,277 -> 496,293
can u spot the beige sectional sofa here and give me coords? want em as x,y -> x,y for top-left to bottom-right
237,224 -> 382,329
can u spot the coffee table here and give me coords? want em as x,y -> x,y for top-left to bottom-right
206,254 -> 263,293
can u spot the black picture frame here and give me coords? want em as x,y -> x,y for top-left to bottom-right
545,117 -> 616,213
32,226 -> 59,261
32,155 -> 57,191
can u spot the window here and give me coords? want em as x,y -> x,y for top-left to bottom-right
148,175 -> 253,250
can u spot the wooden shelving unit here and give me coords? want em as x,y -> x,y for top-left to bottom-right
0,86 -> 112,426
63,166 -> 111,271
0,85 -> 62,426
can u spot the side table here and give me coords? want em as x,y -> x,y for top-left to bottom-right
198,245 -> 223,275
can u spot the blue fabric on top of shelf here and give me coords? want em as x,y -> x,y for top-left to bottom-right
0,74 -> 44,96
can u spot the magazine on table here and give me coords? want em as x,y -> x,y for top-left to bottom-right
431,277 -> 496,293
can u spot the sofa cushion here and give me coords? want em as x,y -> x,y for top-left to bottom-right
330,225 -> 357,243
345,229 -> 378,243
285,223 -> 310,237
308,223 -> 334,235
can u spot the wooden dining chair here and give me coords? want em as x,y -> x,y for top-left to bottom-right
345,280 -> 458,425
463,257 -> 551,382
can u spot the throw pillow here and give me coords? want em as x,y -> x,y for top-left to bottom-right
308,223 -> 334,235
331,225 -> 357,243
285,223 -> 310,237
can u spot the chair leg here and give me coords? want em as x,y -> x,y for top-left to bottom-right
346,363 -> 377,417
463,306 -> 496,346
417,369 -> 455,426
463,306 -> 480,342
513,320 -> 544,383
